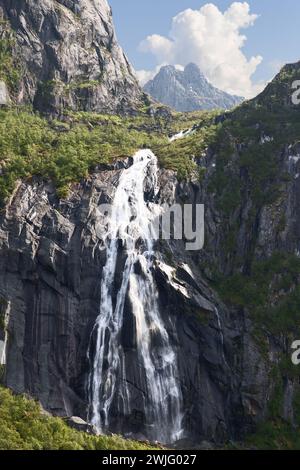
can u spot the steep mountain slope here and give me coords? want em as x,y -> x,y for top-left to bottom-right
1,0 -> 300,446
144,63 -> 243,112
0,0 -> 144,114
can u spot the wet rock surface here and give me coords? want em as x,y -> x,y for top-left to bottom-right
0,153 -> 287,445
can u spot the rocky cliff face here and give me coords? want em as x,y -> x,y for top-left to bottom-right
0,3 -> 300,445
0,0 -> 144,114
1,121 -> 299,444
144,64 -> 243,112
0,161 -> 260,444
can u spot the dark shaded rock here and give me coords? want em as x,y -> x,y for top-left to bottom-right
0,167 -> 237,444
1,119 -> 299,444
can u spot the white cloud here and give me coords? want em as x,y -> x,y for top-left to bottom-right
136,68 -> 158,87
137,2 -> 264,98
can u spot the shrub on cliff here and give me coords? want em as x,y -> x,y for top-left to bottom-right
0,386 -> 156,450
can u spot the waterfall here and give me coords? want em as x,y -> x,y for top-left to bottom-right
0,301 -> 9,366
88,149 -> 183,444
0,334 -> 7,365
169,127 -> 196,142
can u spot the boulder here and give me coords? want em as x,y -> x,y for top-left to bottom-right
0,81 -> 10,106
66,416 -> 97,434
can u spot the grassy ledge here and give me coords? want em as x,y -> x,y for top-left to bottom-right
0,386 -> 158,450
0,107 -> 216,203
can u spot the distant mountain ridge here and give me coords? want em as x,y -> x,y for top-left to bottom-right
143,63 -> 243,112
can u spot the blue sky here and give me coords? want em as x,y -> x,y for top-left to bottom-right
109,0 -> 300,97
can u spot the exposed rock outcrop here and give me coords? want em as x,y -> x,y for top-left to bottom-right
0,0 -> 144,114
0,81 -> 10,106
66,416 -> 97,434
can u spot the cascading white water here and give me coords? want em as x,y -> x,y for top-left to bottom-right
169,127 -> 196,142
88,149 -> 183,444
0,301 -> 9,366
0,334 -> 7,365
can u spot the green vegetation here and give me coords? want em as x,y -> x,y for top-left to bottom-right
0,22 -> 20,92
246,419 -> 300,450
0,108 -> 160,202
0,365 -> 5,384
66,79 -> 103,90
37,77 -> 104,106
167,109 -> 220,134
227,365 -> 300,449
202,83 -> 300,278
0,18 -> 220,200
210,83 -> 300,448
217,253 -> 300,335
0,386 -> 157,450
0,39 -> 220,199
0,22 -> 299,211
154,120 -> 219,180
208,104 -> 300,219
245,369 -> 300,450
1,10 -> 300,453
0,106 -> 216,204
205,68 -> 300,223
254,61 -> 300,111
